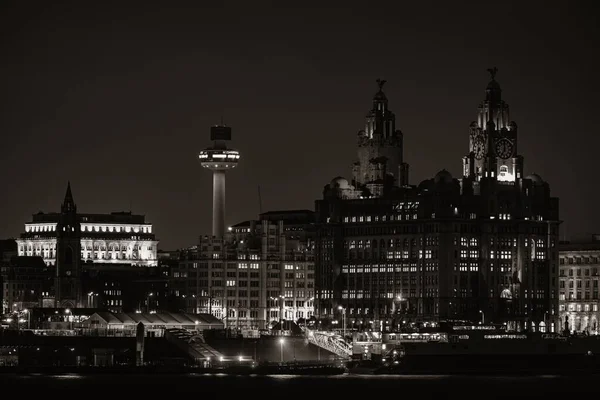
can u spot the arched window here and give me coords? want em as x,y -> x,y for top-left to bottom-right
499,165 -> 508,177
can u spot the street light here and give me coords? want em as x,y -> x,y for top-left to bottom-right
479,310 -> 484,325
279,295 -> 285,335
338,305 -> 346,339
87,292 -> 97,308
147,293 -> 153,313
279,338 -> 285,363
65,308 -> 72,330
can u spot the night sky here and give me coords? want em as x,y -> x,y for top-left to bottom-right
1,1 -> 598,249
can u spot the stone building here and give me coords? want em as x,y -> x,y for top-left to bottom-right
558,236 -> 600,334
16,183 -> 158,268
315,71 -> 560,333
1,256 -> 51,313
170,210 -> 315,330
14,183 -> 159,308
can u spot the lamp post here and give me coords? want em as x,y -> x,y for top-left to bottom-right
396,295 -> 406,331
479,310 -> 484,325
65,308 -> 72,330
338,305 -> 346,339
147,293 -> 153,313
279,338 -> 285,363
279,295 -> 285,335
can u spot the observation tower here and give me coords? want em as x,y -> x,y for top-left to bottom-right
199,124 -> 241,238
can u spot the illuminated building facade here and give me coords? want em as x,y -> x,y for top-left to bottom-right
16,183 -> 159,268
170,210 -> 315,330
315,72 -> 560,333
558,237 -> 600,334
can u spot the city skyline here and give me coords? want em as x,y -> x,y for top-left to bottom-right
3,1 -> 600,383
1,2 -> 598,249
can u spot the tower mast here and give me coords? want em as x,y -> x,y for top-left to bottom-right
258,185 -> 263,215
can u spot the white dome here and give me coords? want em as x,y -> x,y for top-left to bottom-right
330,177 -> 350,189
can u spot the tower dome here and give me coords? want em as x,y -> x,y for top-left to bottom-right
525,173 -> 544,184
330,176 -> 350,189
372,78 -> 389,107
434,169 -> 453,184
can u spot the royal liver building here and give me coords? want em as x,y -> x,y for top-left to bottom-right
315,70 -> 560,333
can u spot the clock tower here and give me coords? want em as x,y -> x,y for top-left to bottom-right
352,79 -> 409,195
462,68 -> 524,182
55,182 -> 83,308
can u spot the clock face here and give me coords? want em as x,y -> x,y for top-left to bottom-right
473,136 -> 485,160
495,138 -> 514,159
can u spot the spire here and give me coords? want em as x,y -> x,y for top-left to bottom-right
61,181 -> 76,213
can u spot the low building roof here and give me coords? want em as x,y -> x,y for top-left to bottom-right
88,312 -> 223,327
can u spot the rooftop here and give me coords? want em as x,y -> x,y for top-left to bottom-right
89,312 -> 223,326
29,211 -> 150,225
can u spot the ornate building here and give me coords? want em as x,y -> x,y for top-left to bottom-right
9,184 -> 162,310
352,79 -> 409,195
462,67 -> 523,183
558,236 -> 600,334
315,72 -> 560,333
170,210 -> 315,330
16,183 -> 159,268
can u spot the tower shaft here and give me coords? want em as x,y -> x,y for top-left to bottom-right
200,124 -> 240,238
212,170 -> 226,238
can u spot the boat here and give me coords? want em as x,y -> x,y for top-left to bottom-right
347,325 -> 600,375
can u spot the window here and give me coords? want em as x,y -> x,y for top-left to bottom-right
499,165 -> 508,177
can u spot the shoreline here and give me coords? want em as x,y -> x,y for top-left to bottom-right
1,365 -> 599,377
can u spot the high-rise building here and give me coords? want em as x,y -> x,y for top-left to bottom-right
315,72 -> 559,333
170,210 -> 315,330
199,124 -> 241,238
558,236 -> 600,334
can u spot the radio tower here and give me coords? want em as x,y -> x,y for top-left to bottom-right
199,124 -> 241,238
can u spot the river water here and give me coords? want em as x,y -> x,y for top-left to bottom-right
0,372 -> 595,397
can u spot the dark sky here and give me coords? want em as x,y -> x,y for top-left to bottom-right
1,1 -> 598,249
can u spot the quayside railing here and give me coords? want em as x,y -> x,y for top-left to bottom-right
305,330 -> 352,359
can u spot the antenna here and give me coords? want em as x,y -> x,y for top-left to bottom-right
129,198 -> 132,213
258,185 -> 263,215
